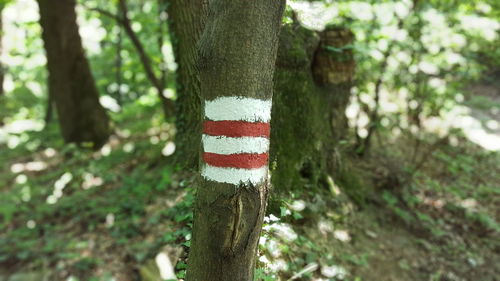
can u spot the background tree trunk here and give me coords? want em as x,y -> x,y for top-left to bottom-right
37,0 -> 110,148
270,24 -> 355,196
165,0 -> 207,168
186,0 -> 285,280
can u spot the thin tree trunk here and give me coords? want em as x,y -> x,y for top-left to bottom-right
186,0 -> 285,280
166,0 -> 207,168
37,0 -> 110,148
117,0 -> 173,118
82,1 -> 174,117
44,93 -> 53,124
114,1 -> 124,105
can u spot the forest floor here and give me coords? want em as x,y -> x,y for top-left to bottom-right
0,91 -> 499,281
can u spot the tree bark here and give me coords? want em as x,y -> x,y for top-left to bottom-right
270,24 -> 355,195
167,0 -> 356,193
37,0 -> 110,148
165,0 -> 207,168
186,1 -> 285,280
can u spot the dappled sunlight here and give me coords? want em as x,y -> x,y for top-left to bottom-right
317,219 -> 334,237
26,220 -> 36,229
288,1 -> 337,30
82,173 -> 104,190
99,144 -> 112,157
423,105 -> 500,151
76,6 -> 107,54
346,86 -> 500,151
2,0 -> 40,63
293,0 -> 500,153
99,95 -> 122,113
105,213 -> 115,228
162,88 -> 176,99
10,161 -> 47,173
460,198 -> 478,211
44,148 -> 57,158
320,264 -> 347,279
2,119 -> 44,134
46,172 -> 73,205
0,120 -> 44,148
15,174 -> 27,184
0,0 -> 498,280
288,200 -> 306,212
333,230 -> 351,242
162,141 -> 176,157
122,142 -> 134,153
155,252 -> 176,280
263,223 -> 298,242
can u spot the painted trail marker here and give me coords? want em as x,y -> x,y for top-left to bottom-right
201,97 -> 272,185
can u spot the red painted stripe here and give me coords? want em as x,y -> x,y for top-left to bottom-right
203,120 -> 270,138
203,152 -> 269,169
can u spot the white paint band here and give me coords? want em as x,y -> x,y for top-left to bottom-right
202,135 -> 269,155
204,96 -> 272,122
201,165 -> 268,185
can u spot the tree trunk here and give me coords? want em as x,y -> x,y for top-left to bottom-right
270,24 -> 355,194
167,3 -> 356,191
37,0 -> 110,148
165,0 -> 207,168
186,1 -> 285,280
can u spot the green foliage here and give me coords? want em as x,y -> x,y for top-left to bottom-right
0,0 -> 499,280
254,268 -> 277,281
320,0 -> 500,155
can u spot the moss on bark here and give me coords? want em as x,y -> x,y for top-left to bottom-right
270,24 -> 355,194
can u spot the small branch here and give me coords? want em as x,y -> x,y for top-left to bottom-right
118,0 -> 162,91
407,136 -> 448,181
157,0 -> 166,90
117,0 -> 173,115
115,2 -> 124,105
357,10 -> 412,156
81,4 -> 123,23
82,1 -> 174,115
360,43 -> 394,154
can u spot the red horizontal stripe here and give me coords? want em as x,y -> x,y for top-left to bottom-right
203,152 -> 269,169
203,120 -> 270,138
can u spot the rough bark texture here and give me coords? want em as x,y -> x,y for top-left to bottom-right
37,0 -> 110,148
166,0 -> 207,168
167,1 -> 355,189
270,24 -> 355,194
186,1 -> 285,280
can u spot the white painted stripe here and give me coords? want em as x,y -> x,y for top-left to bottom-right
201,165 -> 268,185
204,96 -> 272,122
202,135 -> 269,155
